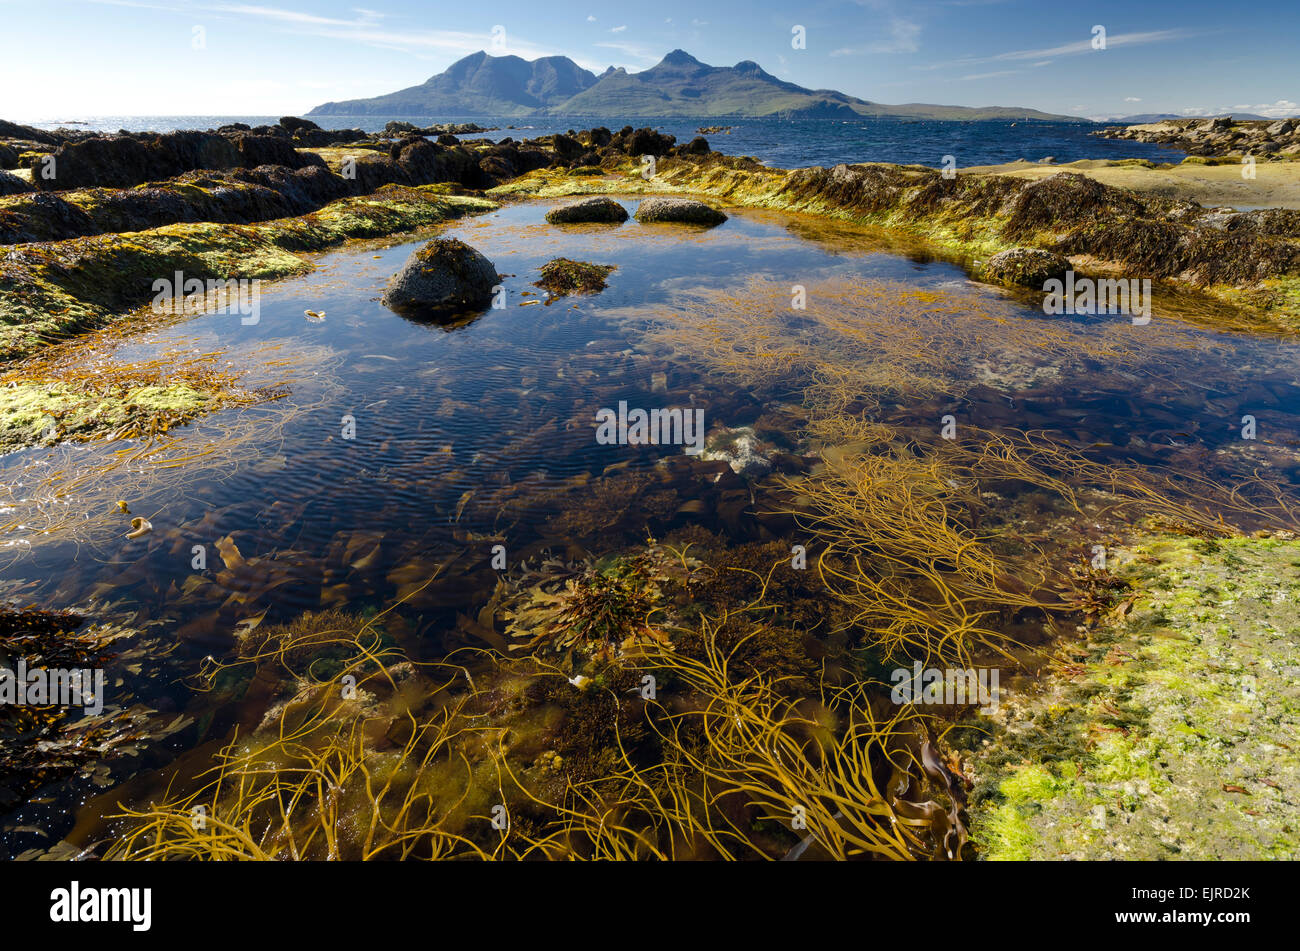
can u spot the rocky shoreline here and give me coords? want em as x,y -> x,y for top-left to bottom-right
4,114 -> 1300,432
1093,116 -> 1300,160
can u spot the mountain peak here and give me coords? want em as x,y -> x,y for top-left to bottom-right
658,49 -> 702,66
733,60 -> 770,78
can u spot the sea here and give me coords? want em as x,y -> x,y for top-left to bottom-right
18,115 -> 1184,169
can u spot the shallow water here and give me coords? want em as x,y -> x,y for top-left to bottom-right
3,196 -> 1299,849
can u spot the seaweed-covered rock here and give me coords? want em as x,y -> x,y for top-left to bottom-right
544,196 -> 628,224
0,143 -> 19,170
30,131 -> 243,190
678,136 -> 711,156
623,127 -> 676,157
0,169 -> 33,196
236,134 -> 324,170
982,248 -> 1070,288
382,238 -> 499,314
534,258 -> 615,297
634,196 -> 727,226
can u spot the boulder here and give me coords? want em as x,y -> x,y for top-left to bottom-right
545,196 -> 628,224
382,238 -> 499,315
981,248 -> 1071,288
679,136 -> 711,156
633,196 -> 726,226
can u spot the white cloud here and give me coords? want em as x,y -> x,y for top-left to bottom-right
1181,99 -> 1298,118
914,28 -> 1189,73
961,69 -> 1019,81
587,15 -> 596,22
610,25 -> 627,33
1124,96 -> 1141,102
830,17 -> 921,56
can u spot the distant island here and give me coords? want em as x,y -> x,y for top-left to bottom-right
308,49 -> 1080,121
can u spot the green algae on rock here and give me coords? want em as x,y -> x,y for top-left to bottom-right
960,534 -> 1300,860
0,186 -> 496,361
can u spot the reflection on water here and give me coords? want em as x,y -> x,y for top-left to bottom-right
3,197 -> 1300,850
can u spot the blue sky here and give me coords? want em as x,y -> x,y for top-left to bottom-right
1,0 -> 1296,119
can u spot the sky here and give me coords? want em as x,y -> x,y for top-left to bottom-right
1,0 -> 1296,120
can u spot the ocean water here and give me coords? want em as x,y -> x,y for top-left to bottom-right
19,115 -> 1183,169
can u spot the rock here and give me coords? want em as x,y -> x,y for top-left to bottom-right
544,196 -> 628,224
982,248 -> 1071,288
382,238 -> 499,315
621,127 -> 675,157
384,121 -> 419,136
679,136 -> 711,156
550,133 -> 583,161
634,196 -> 727,226
0,143 -> 18,169
236,134 -> 324,170
0,169 -> 32,196
1266,119 -> 1295,136
31,131 -> 242,190
279,116 -> 321,133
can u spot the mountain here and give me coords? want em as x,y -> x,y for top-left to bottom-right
308,51 -> 598,116
1094,112 -> 1274,123
308,49 -> 1079,121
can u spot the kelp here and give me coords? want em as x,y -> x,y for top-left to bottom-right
0,605 -> 137,808
102,546 -> 972,861
500,542 -> 704,667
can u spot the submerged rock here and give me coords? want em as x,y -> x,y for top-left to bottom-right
702,426 -> 771,477
382,238 -> 499,315
981,247 -> 1070,288
634,196 -> 727,226
544,196 -> 628,224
